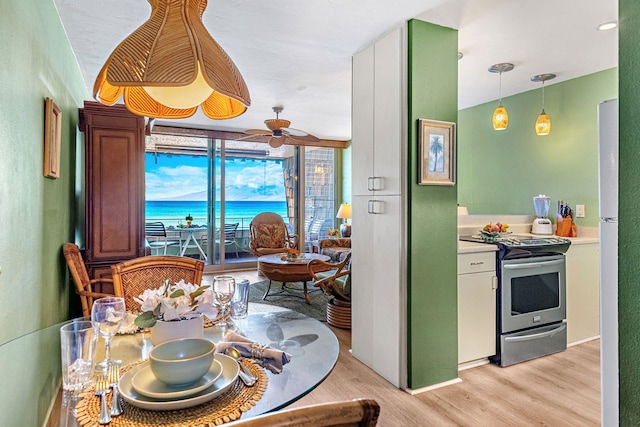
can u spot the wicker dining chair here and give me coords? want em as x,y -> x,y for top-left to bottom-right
63,243 -> 114,317
111,256 -> 205,312
223,398 -> 380,427
249,212 -> 298,257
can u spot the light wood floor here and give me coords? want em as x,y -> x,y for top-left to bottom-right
206,270 -> 601,426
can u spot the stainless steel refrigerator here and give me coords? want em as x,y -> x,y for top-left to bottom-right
598,98 -> 618,426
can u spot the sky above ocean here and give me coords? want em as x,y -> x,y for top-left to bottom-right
145,153 -> 287,201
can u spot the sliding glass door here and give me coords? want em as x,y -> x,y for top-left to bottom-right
145,133 -> 303,271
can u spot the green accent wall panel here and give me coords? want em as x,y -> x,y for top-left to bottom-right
0,1 -> 87,425
407,19 -> 459,388
458,68 -> 616,227
619,0 -> 640,423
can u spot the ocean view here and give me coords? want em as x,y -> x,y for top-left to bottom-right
146,200 -> 288,228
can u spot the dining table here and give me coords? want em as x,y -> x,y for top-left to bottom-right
47,303 -> 339,426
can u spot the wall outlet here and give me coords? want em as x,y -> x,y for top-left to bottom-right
576,204 -> 585,218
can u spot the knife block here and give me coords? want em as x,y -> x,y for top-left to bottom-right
556,217 -> 576,237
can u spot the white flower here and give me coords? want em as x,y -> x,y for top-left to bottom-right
133,279 -> 218,328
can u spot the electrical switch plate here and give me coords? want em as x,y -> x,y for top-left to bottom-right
576,204 -> 585,218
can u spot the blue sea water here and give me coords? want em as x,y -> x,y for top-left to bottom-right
146,200 -> 288,228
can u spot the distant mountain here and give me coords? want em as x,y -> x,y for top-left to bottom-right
152,191 -> 207,201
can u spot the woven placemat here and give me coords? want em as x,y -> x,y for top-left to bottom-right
75,359 -> 267,427
203,312 -> 231,328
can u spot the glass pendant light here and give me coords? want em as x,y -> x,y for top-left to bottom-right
488,63 -> 514,130
531,74 -> 556,136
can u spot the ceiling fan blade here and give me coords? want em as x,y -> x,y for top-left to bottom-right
285,132 -> 321,143
281,127 -> 309,137
269,135 -> 286,148
243,129 -> 272,135
235,133 -> 266,141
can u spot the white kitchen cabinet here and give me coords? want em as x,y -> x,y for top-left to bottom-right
351,25 -> 406,388
457,251 -> 497,364
352,27 -> 403,197
565,242 -> 600,344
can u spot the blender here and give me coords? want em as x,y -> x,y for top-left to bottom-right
532,194 -> 553,235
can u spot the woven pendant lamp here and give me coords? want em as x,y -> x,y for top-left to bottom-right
93,0 -> 251,120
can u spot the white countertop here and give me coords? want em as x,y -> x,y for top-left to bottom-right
457,233 -> 599,254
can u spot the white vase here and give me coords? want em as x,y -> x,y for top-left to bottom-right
149,313 -> 204,346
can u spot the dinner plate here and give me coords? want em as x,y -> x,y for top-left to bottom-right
118,354 -> 240,411
130,359 -> 223,399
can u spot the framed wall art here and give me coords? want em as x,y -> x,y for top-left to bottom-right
418,118 -> 456,186
44,97 -> 62,178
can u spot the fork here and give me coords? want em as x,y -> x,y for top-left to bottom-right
108,362 -> 123,416
94,374 -> 111,424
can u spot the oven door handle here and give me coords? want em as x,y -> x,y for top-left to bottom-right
503,259 -> 564,270
504,323 -> 567,343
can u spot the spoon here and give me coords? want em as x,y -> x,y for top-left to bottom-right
225,347 -> 256,386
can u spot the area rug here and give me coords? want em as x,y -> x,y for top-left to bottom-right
248,279 -> 329,322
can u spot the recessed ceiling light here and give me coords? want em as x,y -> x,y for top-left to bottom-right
597,21 -> 618,31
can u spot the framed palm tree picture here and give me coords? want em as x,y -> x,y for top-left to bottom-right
418,119 -> 456,185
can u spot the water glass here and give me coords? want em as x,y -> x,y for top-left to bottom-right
60,318 -> 97,392
231,280 -> 250,319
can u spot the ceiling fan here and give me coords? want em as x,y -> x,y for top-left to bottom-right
241,106 -> 320,148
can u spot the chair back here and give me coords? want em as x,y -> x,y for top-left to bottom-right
308,218 -> 325,240
145,221 -> 167,238
224,223 -> 239,241
223,398 -> 379,427
111,256 -> 204,312
249,212 -> 298,256
63,243 -> 113,317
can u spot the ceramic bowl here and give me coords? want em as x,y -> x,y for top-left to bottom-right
149,338 -> 215,385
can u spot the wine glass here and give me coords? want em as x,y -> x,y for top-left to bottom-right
213,275 -> 236,328
91,297 -> 126,370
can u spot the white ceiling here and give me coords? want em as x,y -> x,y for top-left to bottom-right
53,0 -> 617,141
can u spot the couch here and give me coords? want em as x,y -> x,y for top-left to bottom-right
316,238 -> 351,261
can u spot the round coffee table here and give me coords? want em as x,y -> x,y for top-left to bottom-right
258,253 -> 331,304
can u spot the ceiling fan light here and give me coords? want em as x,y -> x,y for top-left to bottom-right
535,110 -> 551,136
93,0 -> 250,120
265,118 -> 291,131
492,104 -> 509,130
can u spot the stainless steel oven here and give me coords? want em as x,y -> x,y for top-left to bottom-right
459,234 -> 571,367
497,254 -> 567,367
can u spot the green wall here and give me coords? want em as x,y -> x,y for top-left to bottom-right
619,1 -> 640,424
0,1 -> 87,425
458,68 -> 617,227
407,20 -> 459,388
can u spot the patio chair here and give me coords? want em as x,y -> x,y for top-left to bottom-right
111,256 -> 204,312
306,218 -> 325,252
145,222 -> 180,255
63,243 -> 114,317
308,251 -> 352,329
223,398 -> 379,427
249,212 -> 298,257
217,223 -> 241,258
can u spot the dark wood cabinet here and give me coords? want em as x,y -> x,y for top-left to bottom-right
80,101 -> 146,284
